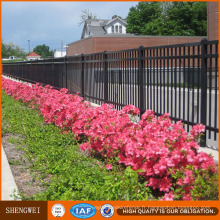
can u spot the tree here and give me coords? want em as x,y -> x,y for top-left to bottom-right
79,9 -> 97,26
112,15 -> 123,20
1,41 -> 27,58
33,44 -> 53,58
126,2 -> 207,36
190,2 -> 207,36
126,2 -> 162,35
1,42 -> 7,58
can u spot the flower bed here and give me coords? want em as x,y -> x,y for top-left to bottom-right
2,77 -> 218,200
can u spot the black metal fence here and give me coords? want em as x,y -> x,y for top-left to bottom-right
2,39 -> 219,147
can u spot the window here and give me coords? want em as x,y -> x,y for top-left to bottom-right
111,26 -> 114,33
115,25 -> 118,33
119,25 -> 122,33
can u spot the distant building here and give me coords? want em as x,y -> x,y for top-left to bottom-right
2,56 -> 19,61
54,50 -> 66,58
26,52 -> 41,61
9,56 -> 19,60
66,16 -> 205,56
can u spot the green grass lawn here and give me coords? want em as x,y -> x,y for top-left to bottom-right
1,90 -> 151,201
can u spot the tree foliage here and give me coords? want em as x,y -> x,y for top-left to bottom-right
126,2 -> 207,36
1,41 -> 27,58
112,15 -> 123,19
33,44 -> 54,58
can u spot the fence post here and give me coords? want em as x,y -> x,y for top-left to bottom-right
52,58 -> 55,86
200,38 -> 208,147
65,56 -> 68,89
138,46 -> 145,117
31,61 -> 34,81
36,59 -> 38,82
43,58 -> 46,84
21,61 -> 24,79
26,60 -> 28,81
103,51 -> 108,102
81,54 -> 85,98
60,58 -> 63,88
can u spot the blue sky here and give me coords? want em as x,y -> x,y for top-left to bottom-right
2,1 -> 138,52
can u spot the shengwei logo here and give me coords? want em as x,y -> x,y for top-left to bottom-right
51,204 -> 65,217
70,203 -> 96,219
100,204 -> 114,218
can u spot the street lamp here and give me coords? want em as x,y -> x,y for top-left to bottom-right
28,39 -> 30,53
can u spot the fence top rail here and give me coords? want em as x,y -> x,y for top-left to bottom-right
80,40 -> 218,56
2,57 -> 66,65
142,41 -> 201,50
206,40 -> 219,45
82,51 -> 105,57
104,41 -> 202,54
2,39 -> 219,66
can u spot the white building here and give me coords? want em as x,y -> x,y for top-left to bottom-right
54,50 -> 66,58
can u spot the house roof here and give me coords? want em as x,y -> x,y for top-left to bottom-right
89,26 -> 106,35
105,17 -> 127,26
85,19 -> 108,26
67,34 -> 205,47
81,16 -> 127,39
26,52 -> 41,57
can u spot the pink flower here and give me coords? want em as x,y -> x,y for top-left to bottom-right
141,109 -> 154,121
60,88 -> 68,94
182,193 -> 192,201
190,124 -> 205,139
121,105 -> 140,115
80,143 -> 91,151
106,164 -> 112,170
160,191 -> 174,201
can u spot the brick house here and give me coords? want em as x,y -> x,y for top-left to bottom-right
66,15 -> 205,56
207,1 -> 219,40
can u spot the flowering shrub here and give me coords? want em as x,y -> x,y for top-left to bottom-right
2,77 -> 217,200
168,165 -> 219,200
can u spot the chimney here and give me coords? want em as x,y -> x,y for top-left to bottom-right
112,15 -> 117,19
